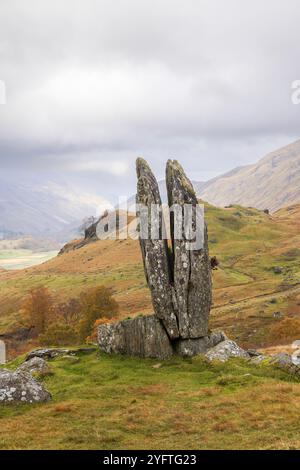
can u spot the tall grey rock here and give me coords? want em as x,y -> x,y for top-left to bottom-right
166,160 -> 212,338
136,158 -> 179,339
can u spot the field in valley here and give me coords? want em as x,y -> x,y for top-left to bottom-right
0,249 -> 58,271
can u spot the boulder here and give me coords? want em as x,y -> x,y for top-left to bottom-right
249,355 -> 268,365
205,340 -> 250,362
0,369 -> 51,404
98,314 -> 173,360
17,357 -> 51,375
269,353 -> 300,375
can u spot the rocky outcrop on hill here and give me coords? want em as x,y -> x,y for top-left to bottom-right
98,159 -> 217,359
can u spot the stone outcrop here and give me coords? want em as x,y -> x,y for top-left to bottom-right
98,159 -> 217,359
0,369 -> 51,404
26,347 -> 95,361
26,348 -> 74,361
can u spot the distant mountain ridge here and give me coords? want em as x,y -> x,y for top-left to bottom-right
198,140 -> 300,212
0,179 -> 111,241
2,139 -> 300,240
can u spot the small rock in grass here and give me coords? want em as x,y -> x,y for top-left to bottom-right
205,340 -> 250,362
250,355 -> 267,365
17,357 -> 51,375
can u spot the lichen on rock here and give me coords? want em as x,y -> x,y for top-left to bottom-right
0,369 -> 51,404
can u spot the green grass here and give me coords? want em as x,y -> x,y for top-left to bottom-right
1,349 -> 300,450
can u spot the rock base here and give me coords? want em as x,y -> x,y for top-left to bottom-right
98,315 -> 227,359
98,314 -> 173,360
174,331 -> 227,357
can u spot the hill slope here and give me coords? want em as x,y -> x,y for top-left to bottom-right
199,140 -> 300,212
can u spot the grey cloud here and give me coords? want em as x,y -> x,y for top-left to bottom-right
0,0 -> 300,197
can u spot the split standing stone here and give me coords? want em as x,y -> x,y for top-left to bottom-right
136,158 -> 179,339
166,160 -> 212,338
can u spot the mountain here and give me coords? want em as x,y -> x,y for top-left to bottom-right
0,179 -> 112,241
198,140 -> 300,212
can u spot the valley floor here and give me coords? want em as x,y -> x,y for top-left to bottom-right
1,349 -> 300,450
0,249 -> 58,270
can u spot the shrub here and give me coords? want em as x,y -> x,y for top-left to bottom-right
52,298 -> 82,326
20,285 -> 119,346
269,318 -> 300,344
40,322 -> 79,346
39,297 -> 82,346
20,286 -> 52,336
281,248 -> 300,261
78,286 -> 119,342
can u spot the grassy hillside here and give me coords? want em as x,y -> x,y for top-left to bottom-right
1,349 -> 300,450
1,203 -> 300,356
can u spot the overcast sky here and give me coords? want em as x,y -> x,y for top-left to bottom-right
1,0 -> 300,201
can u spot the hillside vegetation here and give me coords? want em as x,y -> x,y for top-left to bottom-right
0,203 -> 300,356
